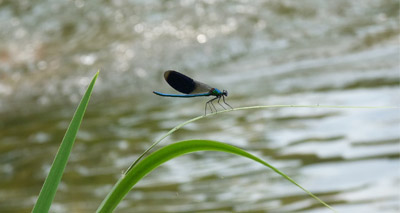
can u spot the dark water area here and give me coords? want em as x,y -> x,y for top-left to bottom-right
0,0 -> 399,212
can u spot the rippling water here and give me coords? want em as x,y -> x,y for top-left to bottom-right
0,0 -> 399,212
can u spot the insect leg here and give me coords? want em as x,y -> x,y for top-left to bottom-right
205,97 -> 218,114
211,98 -> 218,112
222,95 -> 233,109
205,97 -> 217,115
217,96 -> 226,110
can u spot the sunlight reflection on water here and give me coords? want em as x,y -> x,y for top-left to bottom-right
0,0 -> 399,212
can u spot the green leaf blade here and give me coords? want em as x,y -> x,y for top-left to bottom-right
97,139 -> 335,212
32,72 -> 98,213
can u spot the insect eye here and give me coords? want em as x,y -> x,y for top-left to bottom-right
224,90 -> 228,96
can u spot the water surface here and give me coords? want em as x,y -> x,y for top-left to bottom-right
0,0 -> 399,212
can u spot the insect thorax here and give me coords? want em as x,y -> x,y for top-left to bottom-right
210,88 -> 223,96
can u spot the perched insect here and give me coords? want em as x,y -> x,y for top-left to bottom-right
153,70 -> 233,114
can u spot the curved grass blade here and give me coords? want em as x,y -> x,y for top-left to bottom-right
97,140 -> 336,212
32,71 -> 99,213
126,104 -> 397,173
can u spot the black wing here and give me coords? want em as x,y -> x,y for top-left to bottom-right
164,70 -> 197,94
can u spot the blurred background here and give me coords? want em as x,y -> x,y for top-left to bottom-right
0,0 -> 399,212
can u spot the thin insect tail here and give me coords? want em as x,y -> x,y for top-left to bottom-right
153,91 -> 161,95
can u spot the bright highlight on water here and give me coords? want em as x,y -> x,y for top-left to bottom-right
153,70 -> 233,114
